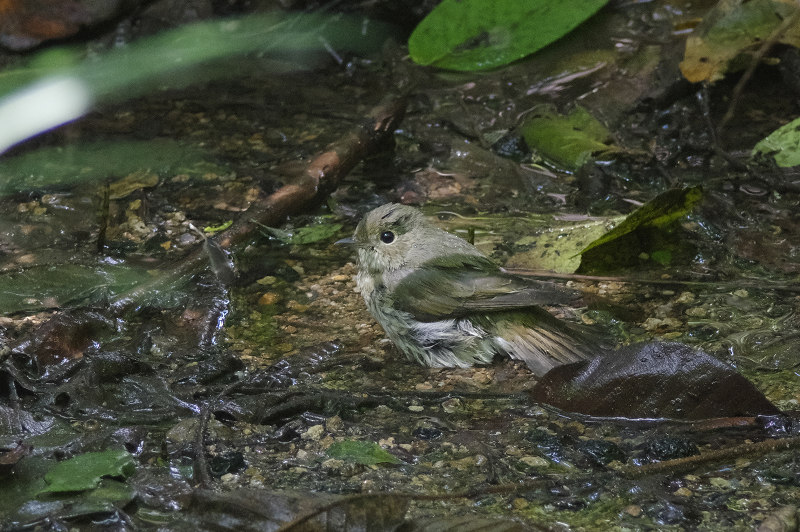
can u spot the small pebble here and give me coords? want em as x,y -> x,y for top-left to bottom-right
624,505 -> 642,517
302,424 -> 325,441
441,398 -> 462,413
258,292 -> 281,305
676,291 -> 695,304
326,415 -> 344,432
520,456 -> 549,468
512,498 -> 529,510
710,477 -> 730,489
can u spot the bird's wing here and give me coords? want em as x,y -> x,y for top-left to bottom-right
390,254 -> 580,321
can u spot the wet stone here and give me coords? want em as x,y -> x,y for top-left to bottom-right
576,439 -> 626,466
709,477 -> 731,489
519,456 -> 549,468
641,437 -> 699,463
643,500 -> 687,526
412,427 -> 443,440
301,424 -> 325,441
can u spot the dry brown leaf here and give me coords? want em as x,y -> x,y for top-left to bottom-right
680,0 -> 800,83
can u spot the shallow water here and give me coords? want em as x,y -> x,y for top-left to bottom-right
1,0 -> 799,529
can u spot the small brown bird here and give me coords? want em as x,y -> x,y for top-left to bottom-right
340,203 -> 596,376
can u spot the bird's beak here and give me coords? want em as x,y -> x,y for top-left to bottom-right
335,236 -> 355,245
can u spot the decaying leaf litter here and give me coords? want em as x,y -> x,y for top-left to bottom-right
1,0 -> 800,529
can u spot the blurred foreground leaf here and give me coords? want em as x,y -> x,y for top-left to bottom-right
40,450 -> 135,494
408,0 -> 609,71
679,0 -> 800,83
522,106 -> 622,170
0,12 -> 391,100
753,115 -> 800,167
0,12 -> 393,153
0,139 -> 219,191
326,440 -> 402,465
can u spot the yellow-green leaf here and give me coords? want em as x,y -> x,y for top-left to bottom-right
579,187 -> 703,256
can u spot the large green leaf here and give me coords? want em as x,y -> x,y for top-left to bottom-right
505,216 -> 623,273
408,0 -> 609,71
753,115 -> 800,167
39,450 -> 136,494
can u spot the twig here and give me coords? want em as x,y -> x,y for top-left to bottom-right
276,433 -> 800,531
696,84 -> 749,170
620,434 -> 800,477
717,8 -> 800,135
274,481 -> 559,532
502,268 -> 800,293
108,94 -> 406,313
193,402 -> 212,488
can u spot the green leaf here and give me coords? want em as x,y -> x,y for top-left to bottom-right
326,440 -> 402,466
408,0 -> 609,71
0,139 -> 219,191
522,106 -> 621,170
579,187 -> 703,256
753,115 -> 800,167
0,263 -> 156,315
204,220 -> 234,233
505,216 -> 623,273
39,450 -> 136,494
259,222 -> 344,244
650,249 -> 673,266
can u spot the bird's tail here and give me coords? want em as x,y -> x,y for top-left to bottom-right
489,307 -> 604,377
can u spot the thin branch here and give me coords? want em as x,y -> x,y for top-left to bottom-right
275,433 -> 800,531
193,402 -> 212,488
502,268 -> 800,292
109,94 -> 406,313
620,434 -> 800,477
717,8 -> 800,135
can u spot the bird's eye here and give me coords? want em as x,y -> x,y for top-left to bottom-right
380,231 -> 395,244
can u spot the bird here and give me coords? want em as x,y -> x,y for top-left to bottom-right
339,203 -> 598,376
